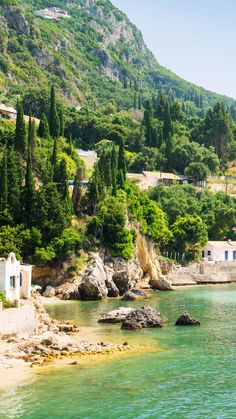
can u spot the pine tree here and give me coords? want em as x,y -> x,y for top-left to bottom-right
49,85 -> 60,138
38,113 -> 50,138
15,100 -> 26,155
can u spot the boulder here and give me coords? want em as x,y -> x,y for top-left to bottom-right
175,312 -> 200,326
43,286 -> 55,298
122,288 -> 149,301
79,254 -> 108,300
98,307 -> 135,323
121,306 -> 168,330
149,277 -> 173,291
56,282 -> 80,300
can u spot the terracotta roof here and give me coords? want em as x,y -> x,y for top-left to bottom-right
0,103 -> 17,114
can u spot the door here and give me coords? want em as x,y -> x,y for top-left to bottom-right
225,251 -> 228,261
233,251 -> 236,261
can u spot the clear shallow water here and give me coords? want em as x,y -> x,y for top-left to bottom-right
1,284 -> 236,419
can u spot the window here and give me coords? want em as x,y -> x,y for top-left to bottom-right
207,251 -> 211,256
20,273 -> 23,287
225,251 -> 228,261
202,251 -> 205,258
10,276 -> 16,289
233,251 -> 236,261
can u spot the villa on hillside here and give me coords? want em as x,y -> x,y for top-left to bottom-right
0,104 -> 40,125
202,241 -> 236,262
77,150 -> 98,170
127,171 -> 207,190
0,103 -> 17,120
35,8 -> 70,20
0,253 -> 32,302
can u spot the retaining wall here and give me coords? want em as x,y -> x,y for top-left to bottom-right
0,304 -> 37,336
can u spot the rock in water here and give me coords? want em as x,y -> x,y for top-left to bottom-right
79,254 -> 108,300
98,307 -> 135,323
175,312 -> 200,326
121,306 -> 168,330
122,288 -> 149,301
43,286 -> 55,298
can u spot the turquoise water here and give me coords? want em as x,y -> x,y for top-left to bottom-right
0,284 -> 236,418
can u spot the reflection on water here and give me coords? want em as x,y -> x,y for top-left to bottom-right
0,284 -> 236,419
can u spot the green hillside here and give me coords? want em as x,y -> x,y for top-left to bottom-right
0,0 -> 234,114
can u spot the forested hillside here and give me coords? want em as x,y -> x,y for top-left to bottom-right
0,0 -> 235,115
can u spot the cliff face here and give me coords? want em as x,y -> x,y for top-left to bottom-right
33,233 -> 172,300
0,0 -> 232,109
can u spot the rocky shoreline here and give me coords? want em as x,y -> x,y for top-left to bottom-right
0,295 -> 132,391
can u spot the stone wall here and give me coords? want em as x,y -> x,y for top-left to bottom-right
0,304 -> 37,336
168,261 -> 236,286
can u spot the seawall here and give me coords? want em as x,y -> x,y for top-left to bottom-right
0,304 -> 37,336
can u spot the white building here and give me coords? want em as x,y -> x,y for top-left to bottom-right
77,150 -> 98,169
202,241 -> 236,262
0,253 -> 32,302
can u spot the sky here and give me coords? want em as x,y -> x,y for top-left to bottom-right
111,0 -> 236,99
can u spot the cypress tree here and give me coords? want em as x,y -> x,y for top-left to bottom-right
7,148 -> 21,221
72,168 -> 83,216
38,113 -> 50,138
0,148 -> 8,211
156,90 -> 167,120
138,93 -> 142,110
118,138 -> 126,181
51,138 -> 59,182
28,116 -> 36,159
163,101 -> 172,140
111,143 -> 117,196
117,169 -> 125,190
49,85 -> 60,138
133,92 -> 137,109
144,100 -> 153,146
59,108 -> 65,137
15,100 -> 26,155
23,140 -> 35,222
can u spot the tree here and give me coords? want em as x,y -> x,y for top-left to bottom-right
111,143 -> 117,196
7,148 -> 22,221
0,148 -> 8,211
59,108 -> 65,137
14,100 -> 26,155
49,85 -> 60,138
28,116 -> 36,159
143,100 -> 153,147
38,113 -> 50,138
163,101 -> 172,140
156,90 -> 167,120
185,162 -> 209,182
118,138 -> 126,182
23,140 -> 35,223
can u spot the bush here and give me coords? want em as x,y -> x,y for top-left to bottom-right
0,290 -> 14,309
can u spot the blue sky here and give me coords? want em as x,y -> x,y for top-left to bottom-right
111,0 -> 236,98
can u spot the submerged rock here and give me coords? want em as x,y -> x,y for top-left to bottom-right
175,312 -> 200,326
98,307 -> 135,323
121,306 -> 168,330
122,288 -> 149,301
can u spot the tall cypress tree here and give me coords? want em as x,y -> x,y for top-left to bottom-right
144,100 -> 153,147
118,138 -> 126,181
163,101 -> 172,140
59,108 -> 65,137
49,85 -> 60,138
51,138 -> 59,182
38,113 -> 50,138
23,141 -> 35,223
0,148 -> 8,211
111,143 -> 117,196
156,90 -> 167,120
15,100 -> 26,155
28,116 -> 36,159
7,148 -> 21,221
138,93 -> 142,110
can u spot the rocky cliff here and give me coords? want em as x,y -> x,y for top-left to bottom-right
33,233 -> 173,300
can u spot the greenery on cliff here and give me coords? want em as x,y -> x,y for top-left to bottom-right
0,0 -> 236,115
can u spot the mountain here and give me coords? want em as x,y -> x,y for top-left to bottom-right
0,0 -> 234,113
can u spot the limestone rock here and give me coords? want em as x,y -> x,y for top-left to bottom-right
122,288 -> 149,301
56,282 -> 80,300
98,307 -> 134,323
121,306 -> 168,330
149,277 -> 173,291
175,312 -> 200,326
43,286 -> 55,298
79,254 -> 108,300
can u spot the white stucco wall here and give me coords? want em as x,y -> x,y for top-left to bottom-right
202,244 -> 236,261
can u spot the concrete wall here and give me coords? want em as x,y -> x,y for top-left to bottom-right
0,304 -> 37,336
